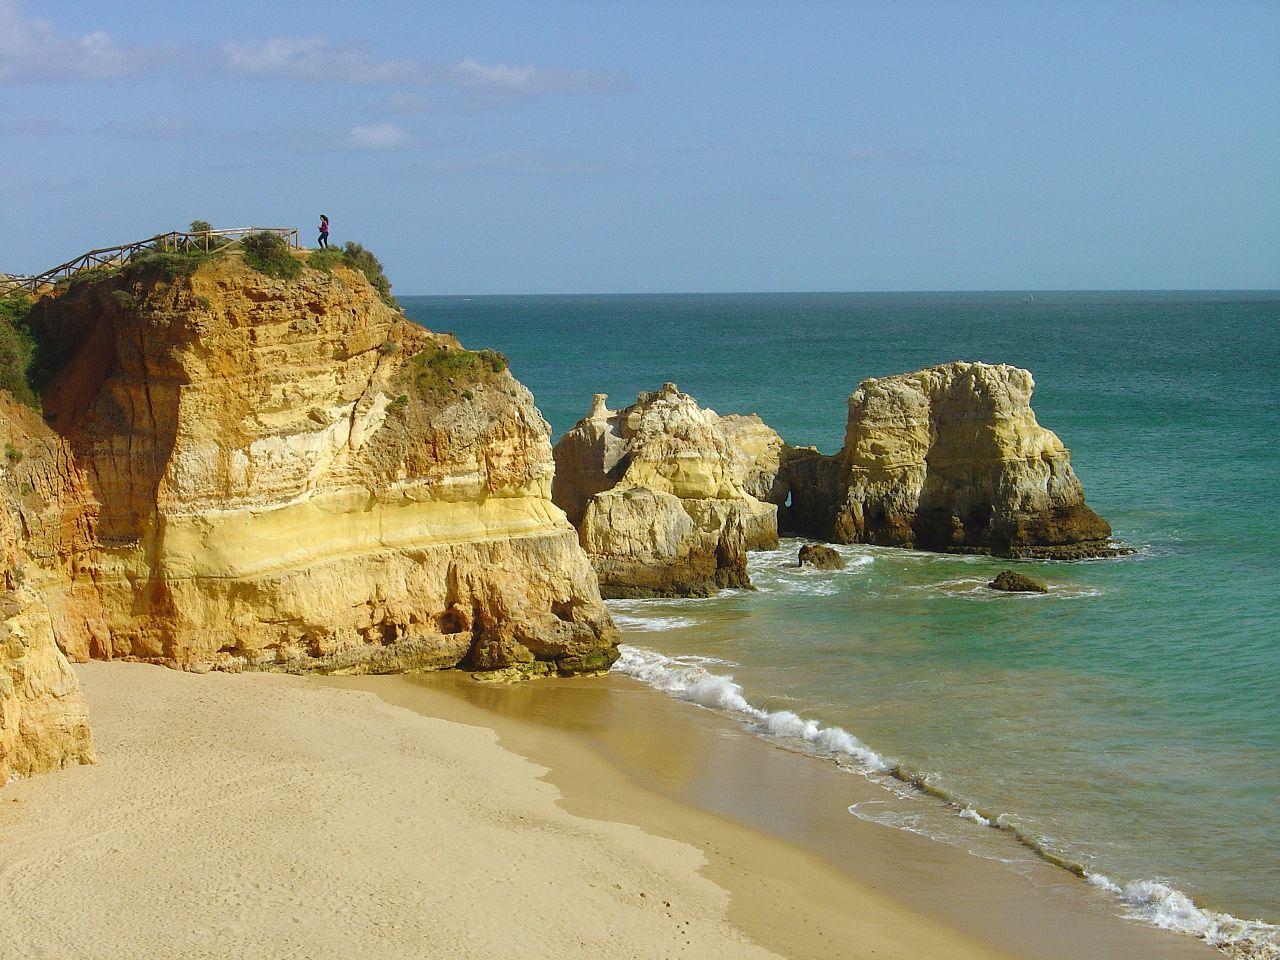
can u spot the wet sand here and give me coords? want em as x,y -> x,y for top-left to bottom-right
340,669 -> 1216,960
0,660 -> 1215,959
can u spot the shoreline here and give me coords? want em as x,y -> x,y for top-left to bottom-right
339,667 -> 1216,960
0,660 -> 1218,959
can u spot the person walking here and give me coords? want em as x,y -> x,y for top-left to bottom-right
317,215 -> 330,249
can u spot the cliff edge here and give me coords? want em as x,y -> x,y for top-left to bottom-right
15,248 -> 617,677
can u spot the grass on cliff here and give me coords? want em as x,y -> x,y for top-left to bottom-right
0,293 -> 37,405
405,345 -> 507,401
242,231 -> 302,280
308,242 -> 397,307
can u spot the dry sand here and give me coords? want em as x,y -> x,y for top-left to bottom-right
0,661 -> 1007,960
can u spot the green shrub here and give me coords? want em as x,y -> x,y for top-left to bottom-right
305,242 -> 397,307
189,219 -> 212,234
307,248 -> 346,274
242,231 -> 301,280
341,242 -> 396,307
0,294 -> 37,405
55,263 -> 118,289
4,443 -> 20,464
407,345 -> 507,400
122,249 -> 209,279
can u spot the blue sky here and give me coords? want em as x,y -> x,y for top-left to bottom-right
2,0 -> 1276,293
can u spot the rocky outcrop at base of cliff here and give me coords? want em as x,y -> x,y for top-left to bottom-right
553,385 -> 778,598
18,252 -> 617,676
779,362 -> 1115,559
1,398 -> 94,783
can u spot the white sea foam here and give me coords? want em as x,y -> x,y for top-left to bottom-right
1086,875 -> 1280,958
612,644 -> 891,771
746,540 -> 876,597
959,806 -> 993,826
608,612 -> 699,631
614,641 -> 1278,960
904,576 -> 1103,600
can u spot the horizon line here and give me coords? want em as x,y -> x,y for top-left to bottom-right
397,287 -> 1280,298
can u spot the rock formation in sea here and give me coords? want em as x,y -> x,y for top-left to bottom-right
988,570 -> 1049,593
1,396 -> 95,783
777,362 -> 1115,559
552,385 -> 779,598
12,250 -> 617,678
797,543 -> 844,570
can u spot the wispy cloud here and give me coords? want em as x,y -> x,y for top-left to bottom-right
225,121 -> 436,155
222,38 -> 630,105
339,123 -> 415,152
412,148 -> 636,178
104,114 -> 203,141
842,147 -> 958,164
771,146 -> 963,167
0,2 -> 631,107
0,0 -> 181,81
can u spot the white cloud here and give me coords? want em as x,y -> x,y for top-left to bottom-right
340,123 -> 414,152
221,36 -> 420,85
219,37 -> 630,104
0,2 -> 631,105
0,0 -> 177,81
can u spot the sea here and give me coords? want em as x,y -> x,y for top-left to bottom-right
402,291 -> 1280,958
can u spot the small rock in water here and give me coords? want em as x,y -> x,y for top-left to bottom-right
988,570 -> 1049,593
798,543 -> 845,570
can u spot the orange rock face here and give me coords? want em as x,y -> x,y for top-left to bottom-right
13,253 -> 616,677
1,397 -> 95,783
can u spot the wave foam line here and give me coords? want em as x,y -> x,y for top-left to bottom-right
612,644 -> 890,771
612,643 -> 1280,960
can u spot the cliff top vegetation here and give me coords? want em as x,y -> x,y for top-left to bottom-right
0,293 -> 36,405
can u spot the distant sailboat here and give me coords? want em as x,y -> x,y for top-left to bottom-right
1023,293 -> 1036,304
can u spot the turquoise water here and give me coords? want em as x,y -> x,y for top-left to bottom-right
403,292 -> 1280,953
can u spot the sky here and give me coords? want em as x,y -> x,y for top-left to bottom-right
1,0 -> 1277,293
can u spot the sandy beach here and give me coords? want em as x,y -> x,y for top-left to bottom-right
0,661 -> 1215,960
0,661 -> 995,960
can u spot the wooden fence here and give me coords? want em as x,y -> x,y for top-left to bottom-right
0,227 -> 300,296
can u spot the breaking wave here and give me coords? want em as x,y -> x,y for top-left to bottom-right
612,642 -> 1279,959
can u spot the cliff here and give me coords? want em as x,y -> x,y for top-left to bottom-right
1,396 -> 94,783
781,362 -> 1114,558
552,385 -> 778,598
17,251 -> 617,676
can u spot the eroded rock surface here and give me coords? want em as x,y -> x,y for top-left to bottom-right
782,362 -> 1114,559
553,384 -> 777,598
1,397 -> 95,783
19,254 -> 617,676
988,570 -> 1049,593
797,543 -> 844,570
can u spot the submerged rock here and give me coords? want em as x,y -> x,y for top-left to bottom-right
553,384 -> 777,598
797,543 -> 845,570
988,570 -> 1049,593
783,362 -> 1116,559
13,251 -> 617,679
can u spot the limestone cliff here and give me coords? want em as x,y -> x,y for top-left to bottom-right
781,362 -> 1114,558
20,253 -> 617,675
552,385 -> 778,598
1,397 -> 94,783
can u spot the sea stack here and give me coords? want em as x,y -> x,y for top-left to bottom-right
8,247 -> 618,679
553,384 -> 779,598
782,362 -> 1115,559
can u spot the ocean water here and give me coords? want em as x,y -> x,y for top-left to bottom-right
402,291 -> 1280,956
